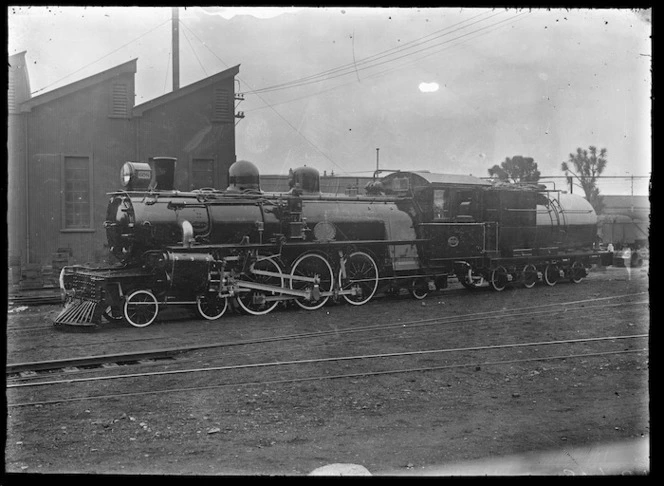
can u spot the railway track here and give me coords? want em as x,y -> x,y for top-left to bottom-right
6,335 -> 647,408
8,292 -> 62,307
7,292 -> 647,376
7,294 -> 649,408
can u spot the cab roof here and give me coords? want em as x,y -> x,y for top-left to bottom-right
381,171 -> 491,188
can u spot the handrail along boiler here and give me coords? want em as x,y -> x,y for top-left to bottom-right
55,157 -> 609,328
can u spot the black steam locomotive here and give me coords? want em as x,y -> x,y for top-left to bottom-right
55,157 -> 608,328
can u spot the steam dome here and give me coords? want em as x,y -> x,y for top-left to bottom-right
289,166 -> 320,194
227,160 -> 261,192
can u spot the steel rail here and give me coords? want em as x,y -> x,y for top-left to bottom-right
7,347 -> 647,408
7,334 -> 648,389
8,302 -> 644,385
7,293 -> 648,375
6,348 -> 185,375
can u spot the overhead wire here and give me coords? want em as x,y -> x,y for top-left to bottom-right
244,11 -> 529,114
181,24 -> 208,77
252,11 -> 529,94
179,12 -> 525,174
31,17 -> 171,96
162,49 -> 171,94
178,18 -> 351,175
244,9 -> 500,95
177,10 -> 529,176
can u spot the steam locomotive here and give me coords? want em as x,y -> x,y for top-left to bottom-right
55,157 -> 608,328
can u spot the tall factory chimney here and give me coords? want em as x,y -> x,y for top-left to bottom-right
172,7 -> 180,91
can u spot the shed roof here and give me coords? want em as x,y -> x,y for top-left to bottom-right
20,58 -> 137,112
132,64 -> 240,116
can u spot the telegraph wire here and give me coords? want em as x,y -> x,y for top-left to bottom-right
181,25 -> 208,78
178,19 -> 351,175
244,12 -> 528,114
31,18 -> 171,96
358,11 -> 528,84
177,11 -> 527,174
245,9 -> 500,95
352,29 -> 361,83
248,11 -> 529,95
163,49 -> 171,95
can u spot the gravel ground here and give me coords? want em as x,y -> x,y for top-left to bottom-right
5,265 -> 650,476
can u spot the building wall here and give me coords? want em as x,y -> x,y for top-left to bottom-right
7,114 -> 27,265
598,195 -> 650,247
8,52 -> 31,265
22,73 -> 137,265
136,77 -> 237,192
12,65 -> 238,269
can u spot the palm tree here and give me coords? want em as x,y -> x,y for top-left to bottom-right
561,146 -> 607,213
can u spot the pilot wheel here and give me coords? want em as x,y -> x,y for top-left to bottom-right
123,290 -> 159,328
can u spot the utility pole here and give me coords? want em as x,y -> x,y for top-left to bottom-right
172,7 -> 180,91
376,148 -> 380,172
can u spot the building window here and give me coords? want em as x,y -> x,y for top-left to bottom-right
191,158 -> 215,189
63,156 -> 92,229
212,87 -> 231,122
110,82 -> 129,118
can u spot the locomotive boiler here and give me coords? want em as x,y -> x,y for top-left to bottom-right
55,157 -> 608,329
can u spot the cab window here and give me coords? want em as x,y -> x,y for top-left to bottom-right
456,190 -> 475,221
433,189 -> 449,220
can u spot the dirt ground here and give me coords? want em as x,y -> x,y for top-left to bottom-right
4,265 -> 650,476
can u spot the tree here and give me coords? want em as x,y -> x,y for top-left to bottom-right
487,155 -> 541,183
561,146 -> 607,214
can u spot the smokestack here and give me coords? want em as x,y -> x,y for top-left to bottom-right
172,7 -> 180,91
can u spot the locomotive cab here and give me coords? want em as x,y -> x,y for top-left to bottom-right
380,171 -> 493,263
379,171 -> 489,223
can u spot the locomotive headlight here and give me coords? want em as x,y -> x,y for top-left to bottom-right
121,162 -> 153,190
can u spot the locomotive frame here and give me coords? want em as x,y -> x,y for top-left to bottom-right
55,159 -> 610,329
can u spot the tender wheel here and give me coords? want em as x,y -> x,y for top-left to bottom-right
123,290 -> 159,328
236,256 -> 284,316
569,260 -> 585,284
410,279 -> 429,300
196,293 -> 228,320
543,264 -> 559,287
459,267 -> 485,289
522,264 -> 538,289
290,253 -> 334,310
490,266 -> 508,292
339,251 -> 379,306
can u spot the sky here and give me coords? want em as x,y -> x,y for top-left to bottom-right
8,6 -> 652,196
